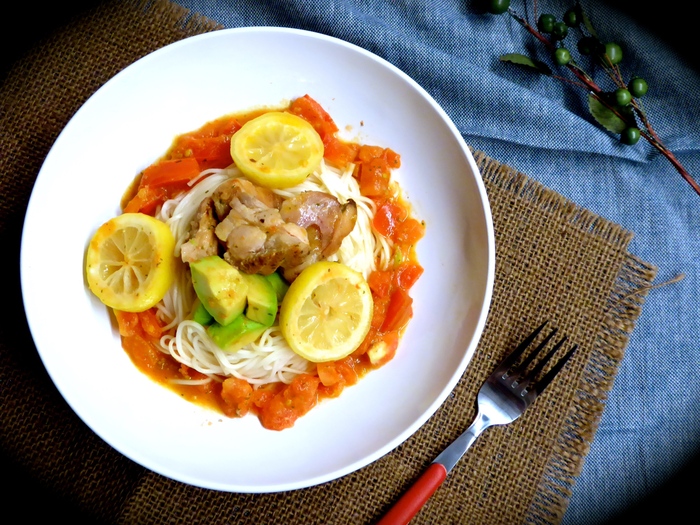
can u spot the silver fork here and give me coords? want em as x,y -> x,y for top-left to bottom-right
376,321 -> 578,525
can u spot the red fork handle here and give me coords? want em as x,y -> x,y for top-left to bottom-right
375,462 -> 448,525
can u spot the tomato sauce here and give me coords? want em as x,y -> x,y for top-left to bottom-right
114,95 -> 424,430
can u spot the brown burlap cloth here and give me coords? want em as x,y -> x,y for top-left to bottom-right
0,1 -> 658,524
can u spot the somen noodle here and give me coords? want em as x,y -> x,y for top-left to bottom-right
153,160 -> 392,385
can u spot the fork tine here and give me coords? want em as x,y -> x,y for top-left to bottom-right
533,343 -> 578,395
515,328 -> 559,375
495,320 -> 549,374
523,335 -> 567,381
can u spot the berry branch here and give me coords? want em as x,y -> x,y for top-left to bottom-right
486,0 -> 699,197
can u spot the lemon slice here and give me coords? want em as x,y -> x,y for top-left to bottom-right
279,261 -> 373,362
85,213 -> 175,312
230,111 -> 324,188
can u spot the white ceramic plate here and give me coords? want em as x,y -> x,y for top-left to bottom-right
20,27 -> 495,493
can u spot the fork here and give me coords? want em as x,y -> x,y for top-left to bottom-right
376,321 -> 578,525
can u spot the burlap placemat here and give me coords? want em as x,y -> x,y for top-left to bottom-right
0,1 -> 657,523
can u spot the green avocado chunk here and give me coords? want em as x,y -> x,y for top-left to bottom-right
192,301 -> 214,326
243,273 -> 278,327
264,271 -> 290,302
190,255 -> 248,326
207,314 -> 267,352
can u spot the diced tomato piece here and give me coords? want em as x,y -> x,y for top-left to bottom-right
172,136 -> 233,169
371,295 -> 390,331
373,200 -> 405,237
251,383 -> 282,408
140,157 -> 201,188
257,374 -> 319,430
368,270 -> 393,298
285,374 -> 320,415
335,357 -> 359,386
220,377 -> 253,417
383,148 -> 401,168
381,289 -> 414,333
258,395 -> 297,430
393,262 -> 424,291
324,137 -> 359,167
123,185 -> 169,215
318,381 -> 345,398
114,310 -> 140,337
317,361 -> 342,386
288,94 -> 339,143
138,308 -> 163,339
395,217 -> 426,245
367,330 -> 400,366
358,145 -> 384,162
359,157 -> 391,197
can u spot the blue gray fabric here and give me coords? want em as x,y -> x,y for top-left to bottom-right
175,1 -> 699,522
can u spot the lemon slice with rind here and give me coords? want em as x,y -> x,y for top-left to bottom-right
230,111 -> 324,188
279,261 -> 373,362
85,213 -> 175,312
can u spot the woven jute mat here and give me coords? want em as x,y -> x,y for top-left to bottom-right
0,1 -> 658,523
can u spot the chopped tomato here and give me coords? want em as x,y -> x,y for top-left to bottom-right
324,138 -> 359,167
317,361 -> 342,386
251,383 -> 282,409
220,377 -> 253,417
138,308 -> 163,339
257,374 -> 320,430
288,94 -> 362,168
288,94 -> 338,142
381,288 -> 414,333
393,262 -> 424,291
368,270 -> 393,298
373,200 -> 406,238
370,295 -> 390,331
358,145 -> 384,162
114,310 -> 140,337
395,217 -> 426,245
384,148 -> 401,168
123,185 -> 168,215
359,157 -> 391,197
367,331 -> 400,366
140,158 -> 201,188
169,116 -> 240,169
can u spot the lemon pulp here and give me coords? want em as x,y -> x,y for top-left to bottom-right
279,261 -> 373,362
85,212 -> 175,312
230,111 -> 324,188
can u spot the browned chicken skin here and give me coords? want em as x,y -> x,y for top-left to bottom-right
180,177 -> 358,281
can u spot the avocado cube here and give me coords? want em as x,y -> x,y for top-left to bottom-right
242,273 -> 278,327
207,314 -> 268,352
190,255 -> 248,326
192,301 -> 214,326
264,271 -> 290,302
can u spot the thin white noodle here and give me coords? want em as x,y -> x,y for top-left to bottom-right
153,161 -> 393,385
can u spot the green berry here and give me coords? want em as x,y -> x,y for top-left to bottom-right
563,8 -> 579,27
621,127 -> 641,145
629,77 -> 649,97
577,36 -> 601,55
554,47 -> 572,65
537,13 -> 556,33
487,0 -> 510,14
604,42 -> 623,65
551,22 -> 569,40
615,88 -> 632,106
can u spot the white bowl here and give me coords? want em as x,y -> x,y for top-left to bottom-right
20,27 -> 495,492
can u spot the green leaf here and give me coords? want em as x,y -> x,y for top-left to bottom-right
576,1 -> 597,38
588,93 -> 635,134
499,53 -> 552,75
